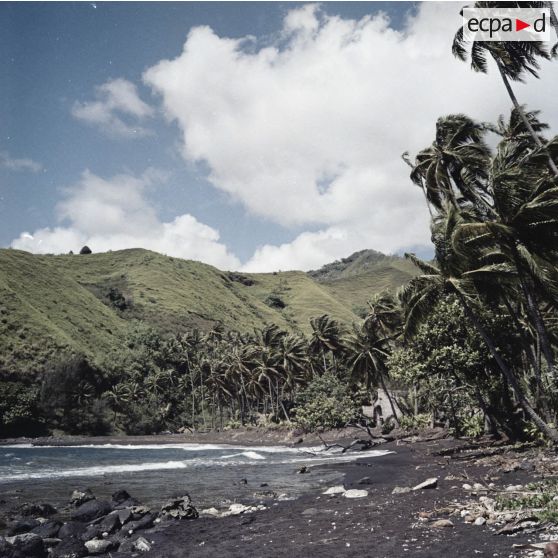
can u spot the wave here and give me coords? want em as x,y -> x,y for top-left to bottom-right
221,451 -> 266,460
0,460 -> 189,481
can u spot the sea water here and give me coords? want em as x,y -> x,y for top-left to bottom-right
0,444 -> 391,510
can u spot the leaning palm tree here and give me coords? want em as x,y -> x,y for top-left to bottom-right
454,122 -> 558,382
410,114 -> 494,215
402,206 -> 558,442
452,1 -> 558,176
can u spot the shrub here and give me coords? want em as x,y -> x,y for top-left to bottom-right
79,245 -> 92,255
294,373 -> 360,430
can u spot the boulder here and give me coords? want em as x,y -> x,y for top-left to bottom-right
111,490 -> 140,510
80,524 -> 102,543
31,520 -> 62,538
5,533 -> 46,557
58,522 -> 87,539
71,500 -> 111,523
160,495 -> 198,520
133,537 -> 152,552
84,539 -> 114,555
7,517 -> 41,536
70,489 -> 95,507
18,503 -> 57,517
96,512 -> 121,534
125,513 -> 156,534
49,537 -> 88,558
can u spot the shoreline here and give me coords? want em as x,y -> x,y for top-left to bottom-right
0,426 -> 372,448
2,434 -> 553,557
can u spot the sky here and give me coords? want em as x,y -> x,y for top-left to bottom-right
1,1 -> 557,271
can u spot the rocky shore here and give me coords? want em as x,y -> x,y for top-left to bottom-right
2,435 -> 558,557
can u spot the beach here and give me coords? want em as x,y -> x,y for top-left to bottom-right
1,431 -> 549,557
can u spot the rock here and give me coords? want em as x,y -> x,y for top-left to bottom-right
133,537 -> 152,552
70,489 -> 95,507
545,542 -> 558,558
42,538 -> 62,548
357,477 -> 372,485
297,466 -> 308,474
473,483 -> 485,491
58,522 -> 87,539
200,507 -> 220,517
5,533 -> 46,557
160,495 -> 198,520
226,503 -> 251,516
0,537 -> 14,558
412,477 -> 438,490
19,503 -> 57,517
7,517 -> 41,536
323,486 -> 346,495
129,505 -> 150,518
49,536 -> 88,558
392,486 -> 411,494
462,483 -> 473,490
31,520 -> 62,538
111,490 -> 140,510
96,511 -> 121,534
80,524 -> 102,543
343,489 -> 368,499
505,484 -> 524,492
84,539 -> 114,555
464,515 -> 474,523
115,508 -> 133,526
126,513 -> 156,533
474,517 -> 486,526
71,500 -> 112,523
431,519 -> 454,528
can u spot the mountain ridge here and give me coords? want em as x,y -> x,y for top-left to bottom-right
0,247 -> 416,375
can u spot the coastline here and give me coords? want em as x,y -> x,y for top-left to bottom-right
1,432 -> 549,557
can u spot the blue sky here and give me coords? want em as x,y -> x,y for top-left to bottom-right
2,2 -> 556,270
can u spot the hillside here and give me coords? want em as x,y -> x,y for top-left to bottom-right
0,248 -> 416,375
308,249 -> 417,313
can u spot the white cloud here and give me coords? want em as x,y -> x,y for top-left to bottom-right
11,169 -> 241,270
143,2 -> 558,271
72,78 -> 154,138
0,151 -> 43,173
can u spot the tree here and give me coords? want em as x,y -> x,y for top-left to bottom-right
401,207 -> 558,442
452,1 -> 558,176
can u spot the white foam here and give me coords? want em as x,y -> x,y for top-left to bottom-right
1,460 -> 189,481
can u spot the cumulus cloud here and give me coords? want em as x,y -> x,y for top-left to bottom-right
0,151 -> 42,173
143,2 -> 558,271
72,78 -> 154,138
11,169 -> 241,270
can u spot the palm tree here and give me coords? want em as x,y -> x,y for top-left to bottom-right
454,118 -> 558,382
452,1 -> 558,176
410,115 -> 495,215
309,315 -> 345,374
401,207 -> 558,442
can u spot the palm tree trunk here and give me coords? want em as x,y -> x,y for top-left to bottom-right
455,290 -> 558,443
378,372 -> 399,425
511,247 -> 558,382
494,58 -> 558,177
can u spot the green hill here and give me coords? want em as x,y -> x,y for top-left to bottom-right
308,249 -> 417,314
0,247 -> 416,375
